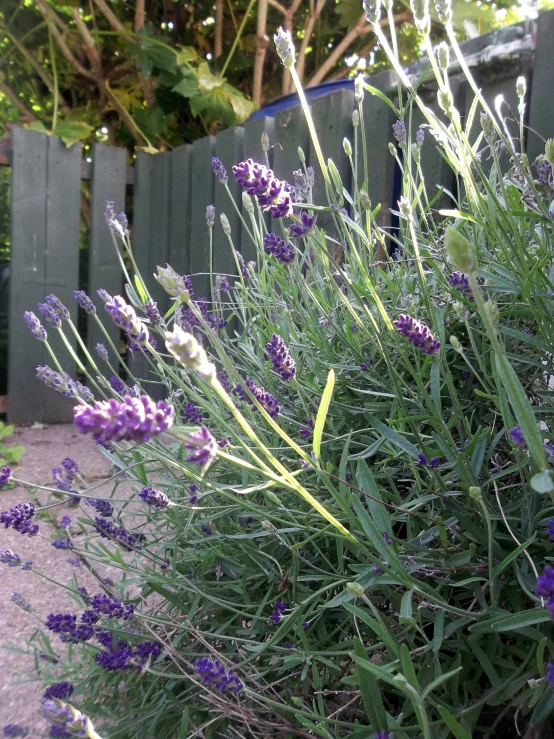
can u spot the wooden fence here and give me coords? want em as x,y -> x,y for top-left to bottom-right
2,12 -> 553,424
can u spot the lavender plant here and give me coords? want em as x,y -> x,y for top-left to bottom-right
8,2 -> 554,736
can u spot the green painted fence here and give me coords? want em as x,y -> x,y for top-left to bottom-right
3,14 -> 554,424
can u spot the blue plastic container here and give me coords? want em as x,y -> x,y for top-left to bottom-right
248,78 -> 356,121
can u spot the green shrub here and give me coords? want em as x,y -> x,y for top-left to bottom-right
6,3 -> 554,737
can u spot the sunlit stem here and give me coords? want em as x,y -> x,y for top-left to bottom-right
289,66 -> 330,187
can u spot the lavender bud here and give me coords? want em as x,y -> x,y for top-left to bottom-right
154,265 -> 190,302
437,42 -> 449,71
220,213 -> 231,236
355,74 -> 364,103
352,110 -> 360,128
261,131 -> 270,152
206,205 -> 215,228
24,312 -> 46,341
242,191 -> 254,213
73,291 -> 95,314
41,699 -> 95,737
95,344 -> 108,361
343,138 -> 352,157
274,27 -> 295,68
444,228 -> 475,274
165,325 -> 216,379
211,157 -> 228,184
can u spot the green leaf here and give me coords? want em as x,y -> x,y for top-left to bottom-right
313,369 -> 335,462
470,609 -> 550,634
198,61 -> 225,91
343,603 -> 400,658
437,707 -> 472,739
53,121 -> 93,147
135,276 -> 147,303
352,637 -> 388,731
356,459 -> 391,534
176,46 -> 197,64
422,666 -> 463,699
189,92 -> 235,127
221,84 -> 257,125
531,470 -> 554,493
399,590 -> 416,627
141,39 -> 176,73
365,415 -> 422,460
494,352 -> 548,470
531,688 -> 554,726
491,534 -> 536,578
172,73 -> 199,98
25,121 -> 48,134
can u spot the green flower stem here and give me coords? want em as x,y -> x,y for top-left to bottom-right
92,314 -> 139,385
223,182 -> 256,245
477,496 -> 496,606
56,328 -> 107,398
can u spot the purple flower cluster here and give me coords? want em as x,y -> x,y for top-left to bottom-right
178,297 -> 227,338
38,295 -> 69,328
73,291 -> 95,314
52,458 -> 79,493
90,593 -> 134,620
211,157 -> 228,184
299,418 -> 315,439
418,453 -> 441,469
59,516 -> 71,528
95,343 -> 109,361
0,549 -> 32,569
292,167 -> 314,202
94,632 -> 162,672
0,466 -> 11,486
3,725 -> 29,737
88,498 -> 114,517
105,296 -> 149,345
509,425 -> 526,449
537,159 -> 554,195
269,600 -> 287,625
0,502 -> 38,536
265,334 -> 296,380
206,204 -> 215,228
393,314 -> 440,355
264,233 -> 295,264
536,566 -> 554,618
11,592 -> 31,611
232,159 -> 293,218
37,366 -> 93,403
93,518 -> 146,551
52,539 -> 73,551
289,211 -> 316,239
110,375 -> 127,395
138,486 -> 169,509
24,311 -> 47,341
195,657 -> 243,693
43,682 -> 74,701
105,201 -> 130,237
392,119 -> 406,145
234,380 -> 280,418
144,299 -> 161,325
184,426 -> 217,467
181,402 -> 203,424
41,699 -> 89,736
73,395 -> 174,444
449,271 -> 472,297
375,732 -> 390,739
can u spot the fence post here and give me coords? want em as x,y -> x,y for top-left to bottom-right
8,129 -> 81,424
528,9 -> 554,164
169,144 -> 193,277
189,136 -> 216,298
88,143 -> 127,357
212,127 -> 244,283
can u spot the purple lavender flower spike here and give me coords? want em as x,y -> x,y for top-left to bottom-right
144,299 -> 161,325
90,593 -> 133,620
73,395 -> 174,444
509,425 -> 527,449
37,302 -> 61,328
73,291 -> 95,314
109,375 -> 127,395
59,516 -> 71,528
546,663 -> 554,689
3,724 -> 30,737
88,498 -> 114,517
206,205 -> 215,228
383,532 -> 392,545
93,518 -> 146,551
95,343 -> 108,361
375,731 -> 390,739
536,566 -> 554,620
211,157 -> 228,184
264,233 -> 295,263
11,592 -> 31,611
41,699 -> 91,736
105,296 -> 149,345
299,418 -> 314,439
0,467 -> 12,487
393,314 -> 440,354
449,271 -> 472,298
43,683 -> 74,701
184,426 -> 217,467
392,119 -> 406,145
97,289 -> 112,303
24,311 -> 47,341
195,657 -> 243,693
265,334 -> 296,380
1,549 -> 31,569
416,127 -> 425,147
0,502 -> 38,536
52,539 -> 73,550
182,402 -> 203,425
138,486 -> 169,509
232,159 -> 293,218
45,295 -> 70,320
289,211 -> 316,239
234,380 -> 280,418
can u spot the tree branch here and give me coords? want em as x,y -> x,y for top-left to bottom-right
134,0 -> 145,34
0,74 -> 38,121
253,0 -> 269,105
296,0 -> 327,83
214,0 -> 224,59
92,0 -> 133,42
307,11 -> 411,87
131,0 -> 156,107
34,0 -> 97,82
268,0 -> 287,14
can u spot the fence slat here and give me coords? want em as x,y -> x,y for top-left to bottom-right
213,127 -> 244,285
88,143 -> 127,357
309,89 -> 355,211
357,70 -> 397,230
169,144 -> 192,276
8,129 -> 81,424
189,136 -> 215,298
240,116 -> 275,261
528,9 -> 554,164
272,104 -> 310,184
